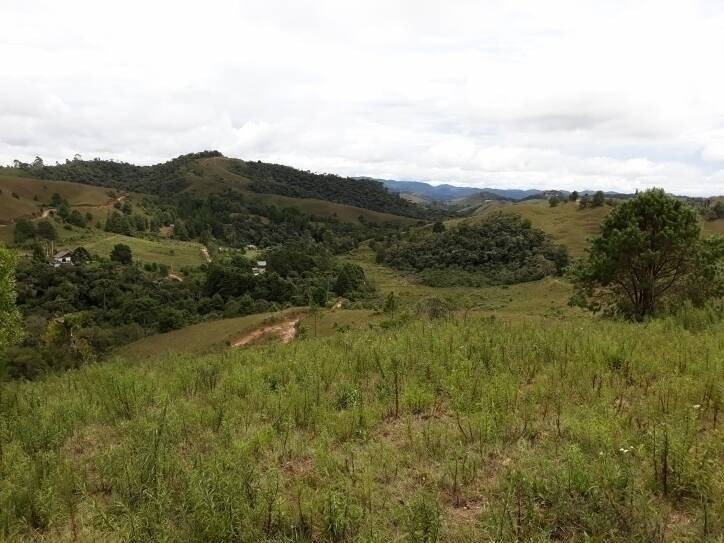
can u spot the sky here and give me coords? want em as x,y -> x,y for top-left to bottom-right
2,0 -> 724,196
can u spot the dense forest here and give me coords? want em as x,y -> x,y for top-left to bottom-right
376,214 -> 569,286
230,160 -> 441,219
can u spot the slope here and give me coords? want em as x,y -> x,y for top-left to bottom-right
455,198 -> 724,258
187,157 -> 420,224
0,173 -> 115,224
1,313 -> 721,541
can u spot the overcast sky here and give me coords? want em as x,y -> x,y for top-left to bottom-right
2,1 -> 724,195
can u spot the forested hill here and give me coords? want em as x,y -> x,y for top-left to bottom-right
229,160 -> 439,219
10,151 -> 222,196
8,152 -> 439,220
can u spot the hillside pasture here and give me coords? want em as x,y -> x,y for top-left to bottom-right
73,233 -> 207,268
115,312 -> 288,359
345,244 -> 579,320
455,198 -> 724,257
1,313 -> 721,541
0,173 -> 114,222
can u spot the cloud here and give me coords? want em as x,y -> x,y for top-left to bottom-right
1,0 -> 724,195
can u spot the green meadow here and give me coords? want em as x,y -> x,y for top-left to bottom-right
1,312 -> 721,541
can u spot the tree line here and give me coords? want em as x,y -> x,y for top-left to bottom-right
1,241 -> 372,379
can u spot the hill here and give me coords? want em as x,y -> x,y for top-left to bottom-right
7,153 -> 434,223
377,214 -> 568,287
10,151 -> 222,196
187,157 -> 420,225
376,178 -> 544,202
1,311 -> 721,541
453,199 -> 724,258
228,161 -> 436,219
0,173 -> 115,224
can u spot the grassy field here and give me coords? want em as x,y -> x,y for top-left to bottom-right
72,233 -> 207,268
345,244 -> 580,320
116,312 -> 287,360
456,199 -> 724,258
1,312 -> 721,541
0,173 -> 114,223
298,308 -> 380,338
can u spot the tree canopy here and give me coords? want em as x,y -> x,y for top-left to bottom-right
378,214 -> 568,286
572,188 -> 724,319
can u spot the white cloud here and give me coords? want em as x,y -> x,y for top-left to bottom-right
1,0 -> 724,195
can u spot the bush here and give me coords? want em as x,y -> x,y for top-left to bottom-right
415,297 -> 453,320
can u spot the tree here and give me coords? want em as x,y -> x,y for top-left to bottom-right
432,221 -> 446,233
383,291 -> 398,316
13,219 -> 36,244
572,189 -> 721,320
592,191 -> 605,207
51,192 -> 64,207
0,246 -> 23,357
549,196 -> 560,207
67,210 -> 86,227
711,200 -> 724,219
334,263 -> 366,296
110,243 -> 133,265
568,191 -> 579,202
36,219 -> 57,241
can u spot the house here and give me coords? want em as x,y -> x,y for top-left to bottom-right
53,250 -> 73,267
252,260 -> 267,276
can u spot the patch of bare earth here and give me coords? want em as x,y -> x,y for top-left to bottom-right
232,316 -> 302,347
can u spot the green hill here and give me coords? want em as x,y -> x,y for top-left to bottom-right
1,312 -> 721,541
451,198 -> 724,257
188,157 -> 419,225
6,153 -> 429,225
0,173 -> 115,224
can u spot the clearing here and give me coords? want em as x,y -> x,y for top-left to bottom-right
232,313 -> 303,346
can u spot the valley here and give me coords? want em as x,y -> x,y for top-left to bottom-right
0,152 -> 722,542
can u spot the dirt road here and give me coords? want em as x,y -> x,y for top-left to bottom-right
232,315 -> 302,347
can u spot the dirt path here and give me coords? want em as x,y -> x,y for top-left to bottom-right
201,246 -> 211,263
40,207 -> 55,218
232,315 -> 302,347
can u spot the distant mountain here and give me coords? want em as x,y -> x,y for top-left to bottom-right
361,178 -> 545,202
375,179 -> 482,201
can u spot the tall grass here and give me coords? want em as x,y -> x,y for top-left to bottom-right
0,313 -> 722,541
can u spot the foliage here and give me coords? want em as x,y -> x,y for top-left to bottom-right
110,243 -> 133,264
572,189 -> 723,319
13,219 -> 35,244
36,219 -> 56,241
379,214 -> 568,286
15,151 -> 222,196
8,241 -> 375,378
415,296 -> 453,319
0,245 -> 23,357
230,160 -> 440,220
592,190 -> 605,207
